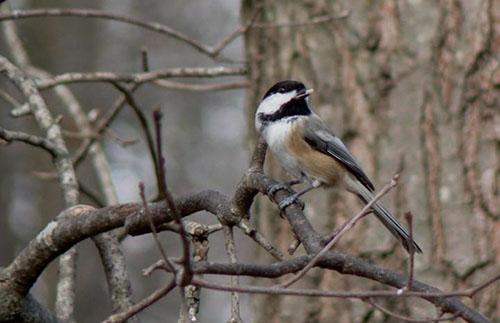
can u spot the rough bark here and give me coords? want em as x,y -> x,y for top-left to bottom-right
243,0 -> 498,322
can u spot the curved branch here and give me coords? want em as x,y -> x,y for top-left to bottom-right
0,127 -> 63,157
0,14 -> 136,315
2,190 -> 230,296
0,140 -> 492,323
0,55 -> 80,321
0,8 -> 214,57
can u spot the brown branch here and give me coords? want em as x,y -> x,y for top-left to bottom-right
280,174 -> 400,288
242,171 -> 490,322
365,298 -> 461,322
102,279 -> 176,323
71,83 -> 141,168
0,186 -> 494,322
0,137 -> 494,322
151,110 -> 192,287
190,275 -> 498,299
111,83 -> 159,188
139,182 -> 176,273
2,190 -> 228,297
0,8 -> 349,63
210,5 -> 263,56
152,109 -> 167,199
236,219 -> 284,261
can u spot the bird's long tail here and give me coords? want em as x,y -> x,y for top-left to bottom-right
352,181 -> 422,254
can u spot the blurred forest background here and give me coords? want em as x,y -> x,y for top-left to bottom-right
0,0 -> 498,322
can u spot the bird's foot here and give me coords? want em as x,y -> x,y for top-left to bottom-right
278,194 -> 305,211
268,183 -> 294,197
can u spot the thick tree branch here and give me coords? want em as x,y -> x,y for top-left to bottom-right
0,140 -> 493,323
0,55 -> 80,321
1,13 -> 137,318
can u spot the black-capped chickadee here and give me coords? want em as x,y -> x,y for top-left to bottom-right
255,80 -> 422,253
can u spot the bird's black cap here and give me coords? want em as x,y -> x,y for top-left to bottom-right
262,80 -> 306,100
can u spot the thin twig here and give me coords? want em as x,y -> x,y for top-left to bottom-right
140,47 -> 149,72
0,87 -> 21,107
152,110 -> 192,287
192,274 -> 499,299
0,127 -> 65,157
0,8 -> 214,57
279,173 -> 400,288
210,5 -> 263,56
237,219 -> 284,261
71,83 -> 141,167
139,182 -> 176,273
223,226 -> 242,323
365,298 -> 461,322
152,79 -> 249,92
102,279 -> 176,323
153,109 -> 167,199
111,82 -> 160,186
36,66 -> 248,90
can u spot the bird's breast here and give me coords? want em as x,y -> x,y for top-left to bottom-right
263,119 -> 303,178
285,121 -> 345,186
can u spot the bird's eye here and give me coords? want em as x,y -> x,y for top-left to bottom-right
278,88 -> 285,93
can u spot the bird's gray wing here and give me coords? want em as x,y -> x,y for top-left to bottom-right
302,116 -> 375,191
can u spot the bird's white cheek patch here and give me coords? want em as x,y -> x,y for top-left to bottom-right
256,91 -> 297,116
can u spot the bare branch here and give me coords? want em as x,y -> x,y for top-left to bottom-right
191,275 -> 498,300
183,221 -> 212,322
279,173 -> 400,288
237,219 -> 284,261
0,55 -> 80,321
102,279 -> 176,323
151,109 -> 192,287
365,298 -> 461,322
0,8 -> 214,57
152,80 -> 249,92
0,127 -> 64,157
139,182 -> 176,273
242,171 -> 491,322
223,226 -> 242,323
111,83 -> 159,187
71,83 -> 141,168
36,66 -> 247,90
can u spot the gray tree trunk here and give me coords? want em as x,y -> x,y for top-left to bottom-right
242,0 -> 498,322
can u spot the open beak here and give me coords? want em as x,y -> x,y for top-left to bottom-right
296,88 -> 314,99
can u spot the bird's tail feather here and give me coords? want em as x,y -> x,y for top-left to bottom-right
353,182 -> 422,254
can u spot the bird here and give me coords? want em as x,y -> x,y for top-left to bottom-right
255,80 -> 422,253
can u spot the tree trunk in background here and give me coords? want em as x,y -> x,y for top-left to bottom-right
242,0 -> 498,322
